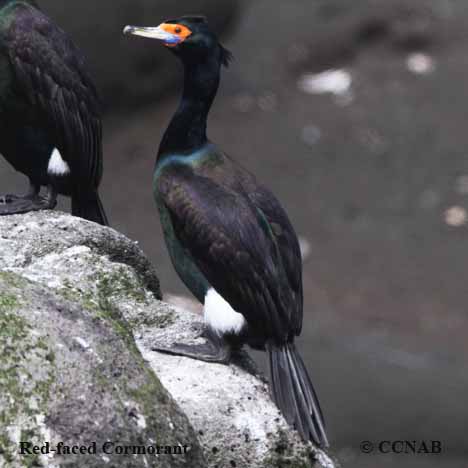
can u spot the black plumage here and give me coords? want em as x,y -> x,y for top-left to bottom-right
0,0 -> 107,224
158,160 -> 303,346
125,15 -> 328,447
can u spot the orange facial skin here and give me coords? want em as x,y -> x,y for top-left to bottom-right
160,23 -> 192,47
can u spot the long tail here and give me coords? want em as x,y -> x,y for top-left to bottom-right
72,191 -> 109,226
268,342 -> 328,447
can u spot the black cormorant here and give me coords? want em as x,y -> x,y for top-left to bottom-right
0,0 -> 108,225
124,16 -> 329,447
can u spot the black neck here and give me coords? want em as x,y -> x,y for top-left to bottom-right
158,54 -> 221,157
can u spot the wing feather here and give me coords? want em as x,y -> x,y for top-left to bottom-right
248,185 -> 304,333
6,3 -> 102,190
159,166 -> 302,344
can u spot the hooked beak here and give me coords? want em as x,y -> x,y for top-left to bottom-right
123,25 -> 181,46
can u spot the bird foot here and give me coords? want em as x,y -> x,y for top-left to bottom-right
152,341 -> 232,364
0,194 -> 57,215
197,328 -> 211,340
0,194 -> 21,204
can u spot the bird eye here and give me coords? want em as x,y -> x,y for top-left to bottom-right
175,27 -> 182,34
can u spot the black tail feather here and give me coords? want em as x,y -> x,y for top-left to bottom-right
72,191 -> 109,226
290,345 -> 325,424
268,343 -> 328,447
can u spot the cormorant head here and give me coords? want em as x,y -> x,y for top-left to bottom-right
123,15 -> 232,68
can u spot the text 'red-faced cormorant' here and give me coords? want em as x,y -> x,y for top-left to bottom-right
124,16 -> 328,447
0,0 -> 108,225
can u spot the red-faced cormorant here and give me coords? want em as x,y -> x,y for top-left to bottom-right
0,0 -> 108,225
124,16 -> 329,447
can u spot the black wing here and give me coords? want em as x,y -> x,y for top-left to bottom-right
6,3 -> 102,190
248,184 -> 303,333
159,165 -> 303,344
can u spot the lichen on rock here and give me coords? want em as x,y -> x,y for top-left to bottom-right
0,278 -> 56,467
0,211 -> 338,468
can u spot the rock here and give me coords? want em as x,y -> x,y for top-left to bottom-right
0,211 -> 338,468
40,0 -> 241,109
0,214 -> 204,468
0,272 -> 204,468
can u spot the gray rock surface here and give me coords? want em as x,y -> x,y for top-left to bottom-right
40,0 -> 240,109
0,214 -> 204,468
0,211 -> 338,468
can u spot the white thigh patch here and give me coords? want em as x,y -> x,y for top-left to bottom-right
204,288 -> 246,335
48,148 -> 70,176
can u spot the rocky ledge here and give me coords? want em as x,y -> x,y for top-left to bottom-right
0,211 -> 337,468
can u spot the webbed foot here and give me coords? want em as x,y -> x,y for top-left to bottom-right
0,184 -> 57,215
152,337 -> 232,364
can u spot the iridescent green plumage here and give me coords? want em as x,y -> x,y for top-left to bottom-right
154,142 -> 303,345
127,15 -> 329,447
0,0 -> 107,224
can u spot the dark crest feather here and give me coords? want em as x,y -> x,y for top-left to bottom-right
165,15 -> 233,67
166,15 -> 208,24
220,45 -> 233,68
182,15 -> 208,24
